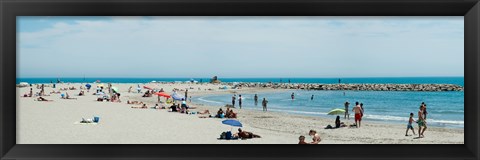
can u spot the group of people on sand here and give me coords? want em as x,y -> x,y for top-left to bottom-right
142,90 -> 153,97
405,102 -> 428,138
215,107 -> 237,118
298,130 -> 321,144
220,128 -> 261,140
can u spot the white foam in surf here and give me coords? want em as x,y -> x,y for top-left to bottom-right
363,114 -> 464,125
268,109 -> 328,115
197,97 -> 223,104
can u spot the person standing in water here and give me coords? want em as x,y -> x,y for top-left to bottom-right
311,95 -> 314,100
238,95 -> 242,109
291,92 -> 295,100
262,98 -> 268,111
232,94 -> 236,108
254,94 -> 258,106
344,101 -> 350,120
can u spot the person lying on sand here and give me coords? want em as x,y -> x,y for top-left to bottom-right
233,128 -> 261,139
131,104 -> 148,109
152,104 -> 165,109
50,90 -> 61,94
63,92 -> 77,100
127,100 -> 143,105
36,97 -> 53,101
298,135 -> 308,144
78,91 -> 85,96
197,110 -> 210,115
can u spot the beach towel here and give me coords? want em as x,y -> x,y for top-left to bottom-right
74,122 -> 98,125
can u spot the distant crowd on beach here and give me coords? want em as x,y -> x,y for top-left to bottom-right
21,80 -> 434,144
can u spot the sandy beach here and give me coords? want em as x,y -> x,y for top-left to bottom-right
17,82 -> 464,144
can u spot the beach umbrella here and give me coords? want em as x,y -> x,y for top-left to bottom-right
111,87 -> 119,93
97,84 -> 104,87
143,86 -> 153,90
85,84 -> 91,88
154,92 -> 171,98
328,108 -> 346,115
222,119 -> 243,127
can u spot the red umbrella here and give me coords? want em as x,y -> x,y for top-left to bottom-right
154,92 -> 171,98
143,86 -> 153,90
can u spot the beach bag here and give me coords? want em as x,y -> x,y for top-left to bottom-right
226,131 -> 232,140
220,132 -> 226,139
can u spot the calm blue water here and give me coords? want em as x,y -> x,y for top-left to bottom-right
194,90 -> 464,128
17,77 -> 464,86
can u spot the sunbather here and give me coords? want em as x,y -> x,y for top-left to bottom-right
36,97 -> 53,101
198,110 -> 210,115
234,128 -> 261,139
64,92 -> 77,100
131,104 -> 148,109
127,100 -> 142,104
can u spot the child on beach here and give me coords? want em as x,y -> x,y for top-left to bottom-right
298,135 -> 308,144
405,113 -> 416,136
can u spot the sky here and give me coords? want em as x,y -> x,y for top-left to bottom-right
17,16 -> 464,78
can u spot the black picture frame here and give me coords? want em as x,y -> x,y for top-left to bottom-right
1,0 -> 479,159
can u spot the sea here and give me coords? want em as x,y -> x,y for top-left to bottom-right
17,77 -> 464,128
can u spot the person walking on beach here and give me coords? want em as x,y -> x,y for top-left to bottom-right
418,105 -> 427,138
344,101 -> 350,120
185,89 -> 188,101
137,85 -> 141,93
291,92 -> 295,100
232,94 -> 236,108
262,98 -> 268,111
421,102 -> 428,119
254,94 -> 258,106
128,86 -> 132,93
353,102 -> 363,128
238,95 -> 242,109
405,113 -> 416,136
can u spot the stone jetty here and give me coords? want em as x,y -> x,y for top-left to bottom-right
226,83 -> 463,92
